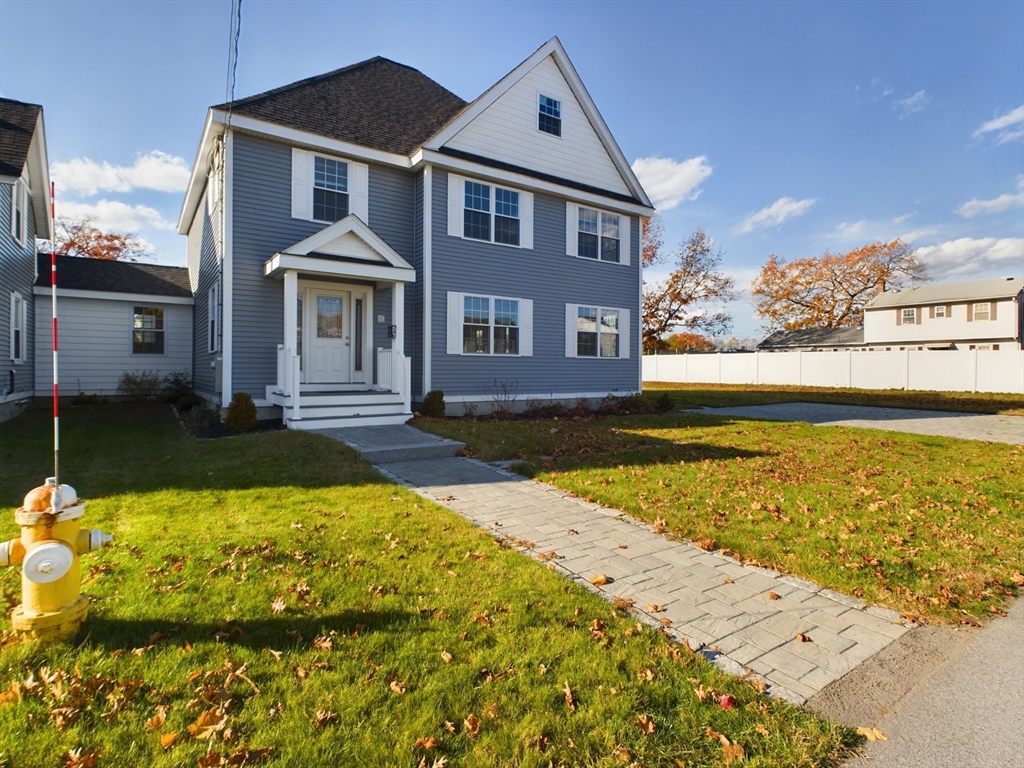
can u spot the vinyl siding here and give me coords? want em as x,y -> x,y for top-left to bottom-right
430,169 -> 639,398
188,186 -> 222,396
864,297 -> 1020,348
0,179 -> 36,398
445,55 -> 631,196
34,295 -> 191,394
229,133 -> 413,398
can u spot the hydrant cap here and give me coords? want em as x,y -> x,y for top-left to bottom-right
23,542 -> 74,584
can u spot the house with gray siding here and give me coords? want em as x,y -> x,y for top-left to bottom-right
1,98 -> 52,422
177,37 -> 653,428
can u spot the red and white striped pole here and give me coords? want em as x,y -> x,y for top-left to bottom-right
51,181 -> 60,498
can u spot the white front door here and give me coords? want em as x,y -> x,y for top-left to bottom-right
308,290 -> 351,383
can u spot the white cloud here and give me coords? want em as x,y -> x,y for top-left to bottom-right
892,90 -> 930,118
896,228 -> 937,244
53,151 -> 191,196
972,105 -> 1024,144
891,212 -> 913,225
957,177 -> 1024,218
735,197 -> 816,234
631,155 -> 712,211
915,237 -> 1024,280
835,221 -> 866,238
56,199 -> 176,232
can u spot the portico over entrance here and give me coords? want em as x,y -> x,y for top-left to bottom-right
263,215 -> 416,428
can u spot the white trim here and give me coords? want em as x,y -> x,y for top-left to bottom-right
443,389 -> 639,404
0,390 -> 32,405
208,282 -> 220,353
31,286 -> 194,305
565,303 -> 630,359
415,148 -> 651,217
265,253 -> 414,283
129,304 -> 168,357
9,291 -> 26,363
446,292 -> 530,356
222,130 -> 234,408
447,172 -> 531,249
536,91 -> 563,139
570,204 -> 630,266
638,215 -> 646,391
423,165 -> 433,396
275,214 -> 414,271
422,37 -> 651,208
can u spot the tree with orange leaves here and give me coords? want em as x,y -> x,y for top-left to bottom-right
665,331 -> 717,353
53,217 -> 150,262
751,240 -> 928,330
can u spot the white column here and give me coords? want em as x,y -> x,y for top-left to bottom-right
283,270 -> 298,356
392,282 -> 405,357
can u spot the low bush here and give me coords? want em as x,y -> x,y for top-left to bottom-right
69,392 -> 107,406
421,389 -> 446,418
161,370 -> 192,402
116,370 -> 160,397
224,391 -> 257,433
175,393 -> 204,413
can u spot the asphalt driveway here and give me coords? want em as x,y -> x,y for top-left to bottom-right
692,402 -> 1024,444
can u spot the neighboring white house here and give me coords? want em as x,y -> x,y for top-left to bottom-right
33,255 -> 193,396
863,276 -> 1023,351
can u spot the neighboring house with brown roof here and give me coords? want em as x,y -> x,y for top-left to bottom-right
177,38 -> 653,427
863,276 -> 1023,351
1,97 -> 52,422
757,327 -> 866,352
32,255 -> 193,396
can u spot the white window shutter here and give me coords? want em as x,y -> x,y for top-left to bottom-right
10,184 -> 17,239
447,173 -> 463,237
565,202 -> 577,256
519,299 -> 533,356
565,303 -> 576,357
446,292 -> 463,354
520,191 -> 534,249
619,215 -> 631,266
619,308 -> 631,359
350,161 -> 369,222
291,148 -> 310,220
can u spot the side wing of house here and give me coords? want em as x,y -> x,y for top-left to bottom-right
186,171 -> 224,400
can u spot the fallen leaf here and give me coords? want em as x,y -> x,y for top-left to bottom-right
528,733 -> 551,752
562,681 -> 576,711
612,597 -> 635,611
443,720 -> 456,734
145,707 -> 167,731
566,528 -> 578,535
612,745 -> 632,763
755,723 -> 770,736
795,632 -> 811,642
989,606 -> 1008,617
439,495 -> 455,502
464,713 -> 481,737
0,681 -> 21,706
723,741 -> 745,765
189,708 -> 228,740
484,703 -> 499,720
653,518 -> 667,534
644,603 -> 666,613
315,710 -> 338,728
160,732 -> 179,749
718,694 -> 737,710
271,595 -> 286,614
62,748 -> 101,768
639,668 -> 655,683
590,574 -> 610,586
636,714 -> 656,734
414,736 -> 441,750
389,680 -> 406,695
440,649 -> 453,664
659,617 -> 673,627
767,592 -> 781,601
856,727 -> 888,742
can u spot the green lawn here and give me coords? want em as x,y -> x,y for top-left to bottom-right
415,410 -> 1023,625
642,382 -> 1024,416
0,404 -> 853,767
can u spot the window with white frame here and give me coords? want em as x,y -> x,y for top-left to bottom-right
934,305 -> 946,318
9,179 -> 27,246
207,283 -> 219,353
972,303 -> 991,321
538,94 -> 561,136
133,306 -> 165,355
565,303 -> 630,359
577,207 -> 621,263
9,292 -> 26,363
901,308 -> 916,325
463,181 -> 520,246
313,156 -> 349,222
447,292 -> 533,356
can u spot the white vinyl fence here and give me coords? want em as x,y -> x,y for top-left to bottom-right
642,350 -> 1024,395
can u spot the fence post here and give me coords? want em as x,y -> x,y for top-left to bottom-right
847,350 -> 852,388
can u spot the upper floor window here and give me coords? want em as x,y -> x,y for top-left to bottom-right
577,207 -> 620,263
463,180 -> 520,246
972,303 -> 991,321
538,95 -> 561,137
9,292 -> 25,363
901,308 -> 916,325
207,283 -> 219,353
133,306 -> 164,355
934,305 -> 946,318
9,179 -> 27,246
313,156 -> 349,223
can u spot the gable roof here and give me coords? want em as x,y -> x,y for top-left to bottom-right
0,98 -> 41,178
35,253 -> 192,298
216,57 -> 468,157
865,276 -> 1024,309
758,327 -> 865,349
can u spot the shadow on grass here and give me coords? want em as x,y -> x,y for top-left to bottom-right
73,610 -> 415,651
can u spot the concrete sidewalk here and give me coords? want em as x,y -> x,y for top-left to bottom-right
692,402 -> 1024,444
374,455 -> 912,705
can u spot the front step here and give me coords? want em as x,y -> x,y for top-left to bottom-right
311,424 -> 466,462
288,412 -> 411,430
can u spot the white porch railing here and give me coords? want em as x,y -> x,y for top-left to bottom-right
376,347 -> 393,392
276,344 -> 302,423
376,347 -> 412,412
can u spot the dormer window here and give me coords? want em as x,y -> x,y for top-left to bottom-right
313,156 -> 349,222
538,95 -> 561,137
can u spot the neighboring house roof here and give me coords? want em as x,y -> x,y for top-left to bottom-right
35,254 -> 192,298
758,327 -> 865,349
215,57 -> 468,157
866,276 -> 1024,309
0,97 -> 41,177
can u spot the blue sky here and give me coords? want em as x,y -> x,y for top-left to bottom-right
2,0 -> 1021,339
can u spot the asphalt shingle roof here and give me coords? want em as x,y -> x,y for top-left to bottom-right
216,57 -> 468,156
35,254 -> 192,299
865,276 -> 1024,308
758,327 -> 865,349
0,97 -> 42,178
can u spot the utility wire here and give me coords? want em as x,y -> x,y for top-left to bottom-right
224,0 -> 242,130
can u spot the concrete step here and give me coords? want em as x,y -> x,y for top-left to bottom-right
311,424 -> 466,463
289,412 -> 412,430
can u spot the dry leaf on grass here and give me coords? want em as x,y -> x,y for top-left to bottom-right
484,703 -> 499,720
440,649 -> 453,664
755,723 -> 770,736
160,732 -> 179,749
0,681 -> 21,706
414,736 -> 441,750
612,745 -> 632,763
189,708 -> 228,740
389,680 -> 406,695
562,681 -> 576,711
636,714 -> 656,734
271,595 -> 286,614
62,748 -> 100,768
464,713 -> 481,737
857,727 -> 888,742
314,710 -> 338,728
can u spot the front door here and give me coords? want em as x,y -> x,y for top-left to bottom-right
308,290 -> 351,383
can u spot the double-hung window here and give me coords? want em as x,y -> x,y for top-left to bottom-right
207,283 -> 219,353
972,303 -> 991,321
9,292 -> 25,363
565,303 -> 630,359
572,205 -> 624,264
9,179 -> 27,246
133,306 -> 165,355
463,181 -> 520,246
901,308 -> 916,325
313,156 -> 349,223
447,292 -> 533,356
448,174 -> 533,248
538,94 -> 561,136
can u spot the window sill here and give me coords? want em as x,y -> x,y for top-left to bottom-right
573,254 -> 627,266
459,234 -> 524,250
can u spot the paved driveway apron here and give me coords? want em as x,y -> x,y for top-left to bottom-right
692,402 -> 1024,444
375,456 -> 912,704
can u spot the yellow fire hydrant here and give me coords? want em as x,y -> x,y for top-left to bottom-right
0,477 -> 112,642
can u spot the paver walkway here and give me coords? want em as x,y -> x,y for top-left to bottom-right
693,402 -> 1024,444
375,455 -> 912,704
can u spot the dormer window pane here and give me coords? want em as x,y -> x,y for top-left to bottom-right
538,95 -> 561,136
